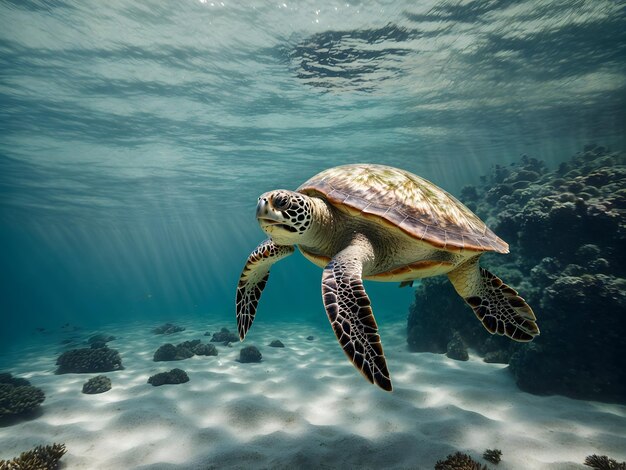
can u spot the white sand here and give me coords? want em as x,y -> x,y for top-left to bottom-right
1,319 -> 625,469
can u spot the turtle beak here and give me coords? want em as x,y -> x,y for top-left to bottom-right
256,195 -> 280,227
256,197 -> 268,219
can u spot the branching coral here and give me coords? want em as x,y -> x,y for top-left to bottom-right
0,443 -> 66,470
584,454 -> 626,470
483,449 -> 502,464
0,373 -> 45,419
434,452 -> 489,470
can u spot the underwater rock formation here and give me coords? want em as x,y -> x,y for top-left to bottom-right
239,346 -> 262,363
0,373 -> 45,419
210,327 -> 239,344
434,451 -> 489,470
407,146 -> 626,402
56,347 -> 123,374
269,340 -> 285,348
152,323 -> 185,335
0,443 -> 66,470
82,375 -> 111,394
148,368 -> 189,386
153,340 -> 217,361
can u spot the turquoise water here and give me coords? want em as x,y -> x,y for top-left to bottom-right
1,1 -> 624,346
1,2 -> 626,468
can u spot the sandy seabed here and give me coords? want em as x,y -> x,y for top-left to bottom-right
0,319 -> 624,470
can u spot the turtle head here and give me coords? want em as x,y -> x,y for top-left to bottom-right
256,190 -> 314,244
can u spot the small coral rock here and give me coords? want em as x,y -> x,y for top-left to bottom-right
56,347 -> 122,374
153,343 -> 178,361
193,343 -> 218,356
82,375 -> 111,394
446,332 -> 469,361
152,323 -> 185,335
239,346 -> 262,363
153,340 -> 212,361
483,350 -> 510,364
269,340 -> 285,348
210,327 -> 239,343
87,333 -> 116,345
148,368 -> 189,386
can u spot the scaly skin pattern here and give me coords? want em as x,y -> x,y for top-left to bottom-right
321,237 -> 392,391
236,239 -> 294,340
448,256 -> 539,341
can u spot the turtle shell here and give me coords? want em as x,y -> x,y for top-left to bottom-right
297,164 -> 508,253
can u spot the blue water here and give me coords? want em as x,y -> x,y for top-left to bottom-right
1,0 -> 624,346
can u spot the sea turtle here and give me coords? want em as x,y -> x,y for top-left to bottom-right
236,164 -> 539,391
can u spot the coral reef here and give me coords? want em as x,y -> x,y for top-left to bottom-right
56,347 -> 123,374
434,451 -> 489,470
153,340 -> 217,361
584,454 -> 626,470
239,346 -> 262,363
0,373 -> 45,419
210,327 -> 238,344
269,340 -> 285,348
407,146 -> 626,402
483,449 -> 502,464
152,323 -> 185,335
0,443 -> 66,470
148,368 -> 189,386
82,375 -> 112,394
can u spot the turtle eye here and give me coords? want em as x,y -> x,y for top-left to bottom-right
273,194 -> 290,210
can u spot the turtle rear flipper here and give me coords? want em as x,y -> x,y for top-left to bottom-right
448,257 -> 539,342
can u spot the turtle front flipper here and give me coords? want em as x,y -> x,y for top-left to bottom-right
236,239 -> 294,340
448,256 -> 539,342
321,240 -> 392,391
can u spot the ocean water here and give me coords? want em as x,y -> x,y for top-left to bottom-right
1,1 -> 625,468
